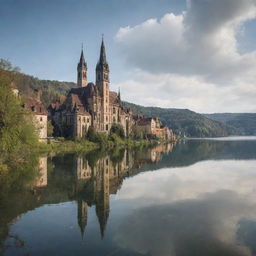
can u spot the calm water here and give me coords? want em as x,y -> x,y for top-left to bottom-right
1,137 -> 256,256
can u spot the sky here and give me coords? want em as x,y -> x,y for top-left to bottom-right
0,0 -> 256,113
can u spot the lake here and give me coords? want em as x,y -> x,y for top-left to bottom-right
1,137 -> 256,256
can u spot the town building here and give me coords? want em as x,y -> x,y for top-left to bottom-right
23,96 -> 48,141
134,116 -> 174,140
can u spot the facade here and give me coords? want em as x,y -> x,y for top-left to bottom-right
23,97 -> 48,141
134,116 -> 174,140
49,39 -> 133,138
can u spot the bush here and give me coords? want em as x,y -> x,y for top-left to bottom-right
109,133 -> 124,144
110,123 -> 125,139
87,126 -> 109,146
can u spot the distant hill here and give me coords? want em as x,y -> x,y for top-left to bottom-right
122,101 -> 231,137
204,113 -> 256,135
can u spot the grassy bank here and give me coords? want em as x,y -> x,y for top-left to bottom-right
35,137 -> 163,154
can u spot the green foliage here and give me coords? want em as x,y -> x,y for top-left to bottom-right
87,126 -> 109,146
109,133 -> 124,144
0,68 -> 38,153
109,123 -> 125,139
47,121 -> 54,137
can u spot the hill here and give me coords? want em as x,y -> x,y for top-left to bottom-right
122,101 -> 231,137
12,72 -> 76,106
0,60 -> 76,106
204,113 -> 256,135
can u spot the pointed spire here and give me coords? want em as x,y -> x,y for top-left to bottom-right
96,36 -> 109,72
99,36 -> 107,64
78,43 -> 87,68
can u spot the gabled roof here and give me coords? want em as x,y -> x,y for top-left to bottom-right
23,97 -> 48,115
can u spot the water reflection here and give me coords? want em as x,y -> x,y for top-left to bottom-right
1,139 -> 256,256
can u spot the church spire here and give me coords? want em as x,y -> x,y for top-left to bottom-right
78,44 -> 87,68
77,44 -> 88,87
99,36 -> 107,64
96,37 -> 109,72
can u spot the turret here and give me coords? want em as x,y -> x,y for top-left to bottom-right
77,47 -> 87,87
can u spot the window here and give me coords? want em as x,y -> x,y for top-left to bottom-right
113,107 -> 116,114
31,106 -> 35,112
113,117 -> 116,122
40,117 -> 43,122
106,124 -> 108,131
87,118 -> 90,123
83,117 -> 85,123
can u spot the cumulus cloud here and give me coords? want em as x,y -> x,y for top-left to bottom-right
114,0 -> 256,112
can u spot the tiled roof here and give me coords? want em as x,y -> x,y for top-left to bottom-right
23,97 -> 48,115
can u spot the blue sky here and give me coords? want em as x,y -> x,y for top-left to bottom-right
1,0 -> 256,113
0,0 -> 185,82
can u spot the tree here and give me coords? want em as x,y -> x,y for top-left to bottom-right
0,65 -> 38,153
47,121 -> 54,137
109,123 -> 125,139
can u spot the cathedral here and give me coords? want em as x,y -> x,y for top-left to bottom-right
49,39 -> 133,138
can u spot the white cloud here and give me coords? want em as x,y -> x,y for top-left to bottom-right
114,0 -> 256,112
114,70 -> 256,112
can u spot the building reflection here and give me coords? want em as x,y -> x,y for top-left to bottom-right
33,157 -> 48,187
74,144 -> 174,238
31,144 -> 174,239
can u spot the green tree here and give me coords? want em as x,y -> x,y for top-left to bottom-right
0,65 -> 38,153
47,121 -> 54,137
110,123 -> 125,139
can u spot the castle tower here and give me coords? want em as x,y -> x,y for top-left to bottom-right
77,47 -> 87,87
96,38 -> 110,132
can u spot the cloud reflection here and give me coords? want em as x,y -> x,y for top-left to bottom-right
113,160 -> 256,256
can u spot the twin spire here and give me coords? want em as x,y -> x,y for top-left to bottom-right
78,37 -> 108,71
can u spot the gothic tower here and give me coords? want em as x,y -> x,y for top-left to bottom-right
77,48 -> 87,87
96,38 -> 110,132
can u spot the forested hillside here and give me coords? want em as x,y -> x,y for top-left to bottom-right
204,113 -> 256,135
1,58 -> 76,106
12,73 -> 76,106
122,102 -> 231,137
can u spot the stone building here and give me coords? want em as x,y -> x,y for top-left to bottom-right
135,116 -> 174,140
49,39 -> 133,138
23,96 -> 48,141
